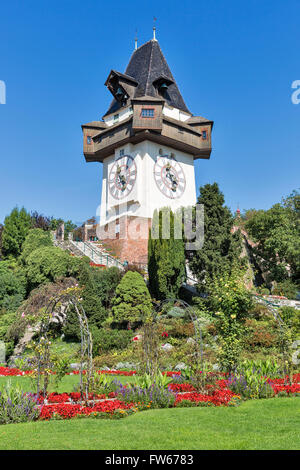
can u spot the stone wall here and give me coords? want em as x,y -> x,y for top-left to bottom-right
98,215 -> 151,265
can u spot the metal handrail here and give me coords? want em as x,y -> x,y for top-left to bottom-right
85,241 -> 124,268
71,240 -> 124,269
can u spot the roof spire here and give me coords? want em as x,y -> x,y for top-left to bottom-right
134,29 -> 138,50
153,17 -> 157,41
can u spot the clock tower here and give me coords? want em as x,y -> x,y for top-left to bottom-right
82,36 -> 213,266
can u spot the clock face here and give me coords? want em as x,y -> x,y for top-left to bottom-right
108,155 -> 137,200
154,155 -> 186,199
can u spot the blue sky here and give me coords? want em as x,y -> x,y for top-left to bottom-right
0,0 -> 299,225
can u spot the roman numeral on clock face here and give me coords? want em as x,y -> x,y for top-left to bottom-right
108,155 -> 137,200
154,155 -> 186,199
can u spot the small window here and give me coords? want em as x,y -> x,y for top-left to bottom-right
87,135 -> 92,145
141,108 -> 154,118
114,114 -> 119,122
119,149 -> 124,156
202,130 -> 207,140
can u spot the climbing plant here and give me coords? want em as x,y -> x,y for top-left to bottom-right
34,288 -> 93,402
142,299 -> 203,377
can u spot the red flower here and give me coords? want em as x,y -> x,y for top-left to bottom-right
161,331 -> 168,338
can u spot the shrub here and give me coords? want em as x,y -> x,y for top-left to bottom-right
227,373 -> 275,399
272,280 -> 299,299
79,265 -> 122,309
166,307 -> 186,319
237,359 -> 281,378
248,303 -> 271,320
0,263 -> 26,312
62,308 -> 80,341
208,267 -> 254,321
217,333 -> 243,373
0,382 -> 39,424
91,328 -> 133,354
20,228 -> 52,263
256,286 -> 271,296
24,246 -> 82,289
112,271 -> 153,324
0,312 -> 17,340
166,320 -> 195,338
116,383 -> 175,408
81,287 -> 108,327
244,319 -> 278,349
78,265 -> 121,324
5,316 -> 27,344
279,306 -> 300,337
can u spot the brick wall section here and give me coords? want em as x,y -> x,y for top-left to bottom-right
100,216 -> 152,265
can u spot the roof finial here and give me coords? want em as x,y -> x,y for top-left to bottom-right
134,29 -> 138,50
153,17 -> 157,41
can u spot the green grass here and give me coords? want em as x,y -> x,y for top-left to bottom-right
0,398 -> 299,450
0,374 -> 134,393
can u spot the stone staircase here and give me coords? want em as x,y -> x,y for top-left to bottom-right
69,240 -> 125,269
53,239 -> 83,257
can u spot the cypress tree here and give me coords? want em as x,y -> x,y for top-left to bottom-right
188,183 -> 242,285
148,207 -> 186,300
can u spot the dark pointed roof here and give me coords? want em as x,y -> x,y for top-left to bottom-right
104,40 -> 191,117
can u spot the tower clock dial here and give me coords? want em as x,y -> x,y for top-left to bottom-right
154,155 -> 186,199
108,155 -> 137,200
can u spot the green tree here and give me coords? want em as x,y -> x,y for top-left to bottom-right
148,208 -> 186,300
20,228 -> 52,263
63,220 -> 77,240
24,246 -> 82,289
189,183 -> 242,285
201,267 -> 253,372
30,211 -> 52,231
0,224 -> 3,259
282,189 -> 300,217
77,264 -> 122,324
245,203 -> 300,284
2,207 -> 32,258
112,271 -> 153,324
0,262 -> 26,312
91,266 -> 123,309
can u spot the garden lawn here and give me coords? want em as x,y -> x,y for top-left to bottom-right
0,374 -> 135,393
0,398 -> 299,450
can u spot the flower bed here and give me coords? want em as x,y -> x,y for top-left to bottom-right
69,370 -> 137,377
0,366 -> 136,377
267,374 -> 300,385
37,391 -> 117,404
0,366 -> 191,378
40,399 -> 136,420
2,365 -> 299,423
168,383 -> 196,392
174,388 -> 239,407
0,367 -> 32,377
271,384 -> 300,395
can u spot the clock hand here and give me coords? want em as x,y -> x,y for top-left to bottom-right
166,168 -> 178,191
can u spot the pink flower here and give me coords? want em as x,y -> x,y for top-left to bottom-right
21,312 -> 25,318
